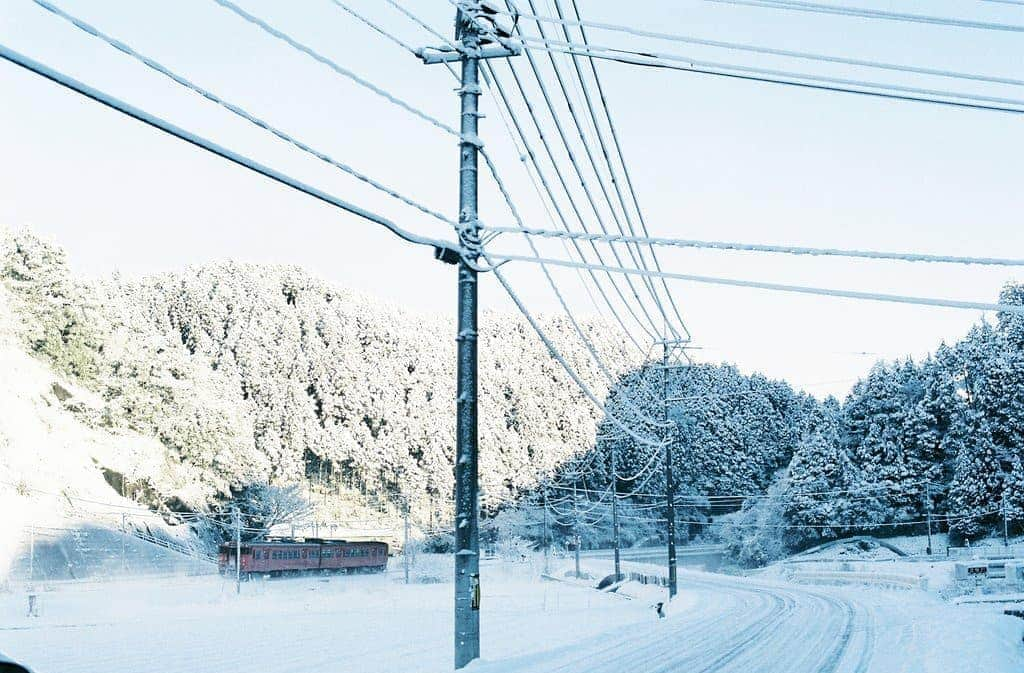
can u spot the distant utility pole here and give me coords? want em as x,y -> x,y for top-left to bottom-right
542,487 -> 550,576
121,512 -> 127,572
573,478 -> 581,580
925,483 -> 933,556
657,339 -> 690,600
1003,493 -> 1010,547
233,506 -> 241,595
417,4 -> 520,669
404,501 -> 411,585
28,525 -> 34,582
599,434 -> 622,582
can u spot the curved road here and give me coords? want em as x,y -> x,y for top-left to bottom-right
476,569 -> 874,673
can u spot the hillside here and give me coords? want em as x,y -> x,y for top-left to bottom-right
0,227 -> 635,554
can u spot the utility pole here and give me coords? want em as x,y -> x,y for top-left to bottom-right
662,342 -> 677,599
418,5 -> 520,668
404,501 -> 411,585
542,487 -> 550,576
121,512 -> 127,572
1003,492 -> 1010,547
28,525 -> 34,582
573,478 -> 581,580
925,482 -> 933,556
233,506 -> 241,595
609,437 -> 621,582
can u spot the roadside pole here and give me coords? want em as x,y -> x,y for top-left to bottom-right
542,487 -> 550,576
610,438 -> 621,582
1003,493 -> 1010,547
925,482 -> 933,556
417,4 -> 521,668
233,506 -> 241,595
121,512 -> 127,572
28,525 -> 34,582
404,502 -> 411,585
662,343 -> 677,599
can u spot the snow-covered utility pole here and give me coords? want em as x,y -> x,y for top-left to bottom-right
573,478 -> 581,580
121,512 -> 127,572
542,487 -> 550,576
608,437 -> 622,582
28,525 -> 34,582
417,4 -> 520,669
404,501 -> 411,585
657,339 -> 690,600
233,506 -> 241,595
925,483 -> 933,555
1003,493 -> 1009,547
662,342 -> 678,599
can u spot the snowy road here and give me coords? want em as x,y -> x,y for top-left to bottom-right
475,569 -> 873,673
474,568 -> 1023,673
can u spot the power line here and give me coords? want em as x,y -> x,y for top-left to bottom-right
506,34 -> 667,340
517,40 -> 1024,115
523,0 -> 681,341
502,6 -> 1024,88
485,61 -> 659,348
486,254 -> 669,450
328,0 -> 417,54
0,43 -> 459,259
31,0 -> 456,227
553,0 -> 691,342
567,0 -> 692,341
703,0 -> 1024,33
211,0 -> 464,138
486,253 -> 1024,315
483,226 -> 1024,267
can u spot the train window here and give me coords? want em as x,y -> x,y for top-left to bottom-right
264,551 -> 269,559
301,550 -> 307,559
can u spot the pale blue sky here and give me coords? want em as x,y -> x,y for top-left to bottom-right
0,0 -> 1021,397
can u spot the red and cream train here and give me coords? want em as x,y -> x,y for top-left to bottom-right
218,539 -> 388,577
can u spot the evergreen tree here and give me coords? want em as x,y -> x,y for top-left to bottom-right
947,418 -> 1002,541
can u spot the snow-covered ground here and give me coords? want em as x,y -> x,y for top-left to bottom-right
3,553 -> 1020,673
0,557 -> 655,673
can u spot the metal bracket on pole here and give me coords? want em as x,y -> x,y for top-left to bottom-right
417,43 -> 522,65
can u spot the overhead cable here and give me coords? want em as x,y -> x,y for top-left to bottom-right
486,254 -> 669,450
526,0 -> 681,341
507,33 -> 668,339
494,4 -> 1024,88
702,0 -> 1024,33
518,40 -> 1024,114
0,43 -> 459,258
487,254 -> 1024,314
486,61 -> 659,347
567,0 -> 692,340
32,0 -> 456,227
518,32 -> 1024,90
483,226 -> 1024,267
328,0 -> 418,54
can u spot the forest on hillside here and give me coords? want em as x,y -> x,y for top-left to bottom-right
544,283 -> 1024,566
3,227 -> 1023,565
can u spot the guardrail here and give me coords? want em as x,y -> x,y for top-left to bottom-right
947,544 -> 1024,560
625,571 -> 670,587
788,569 -> 926,590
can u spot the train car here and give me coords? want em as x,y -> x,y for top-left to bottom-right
218,539 -> 388,577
